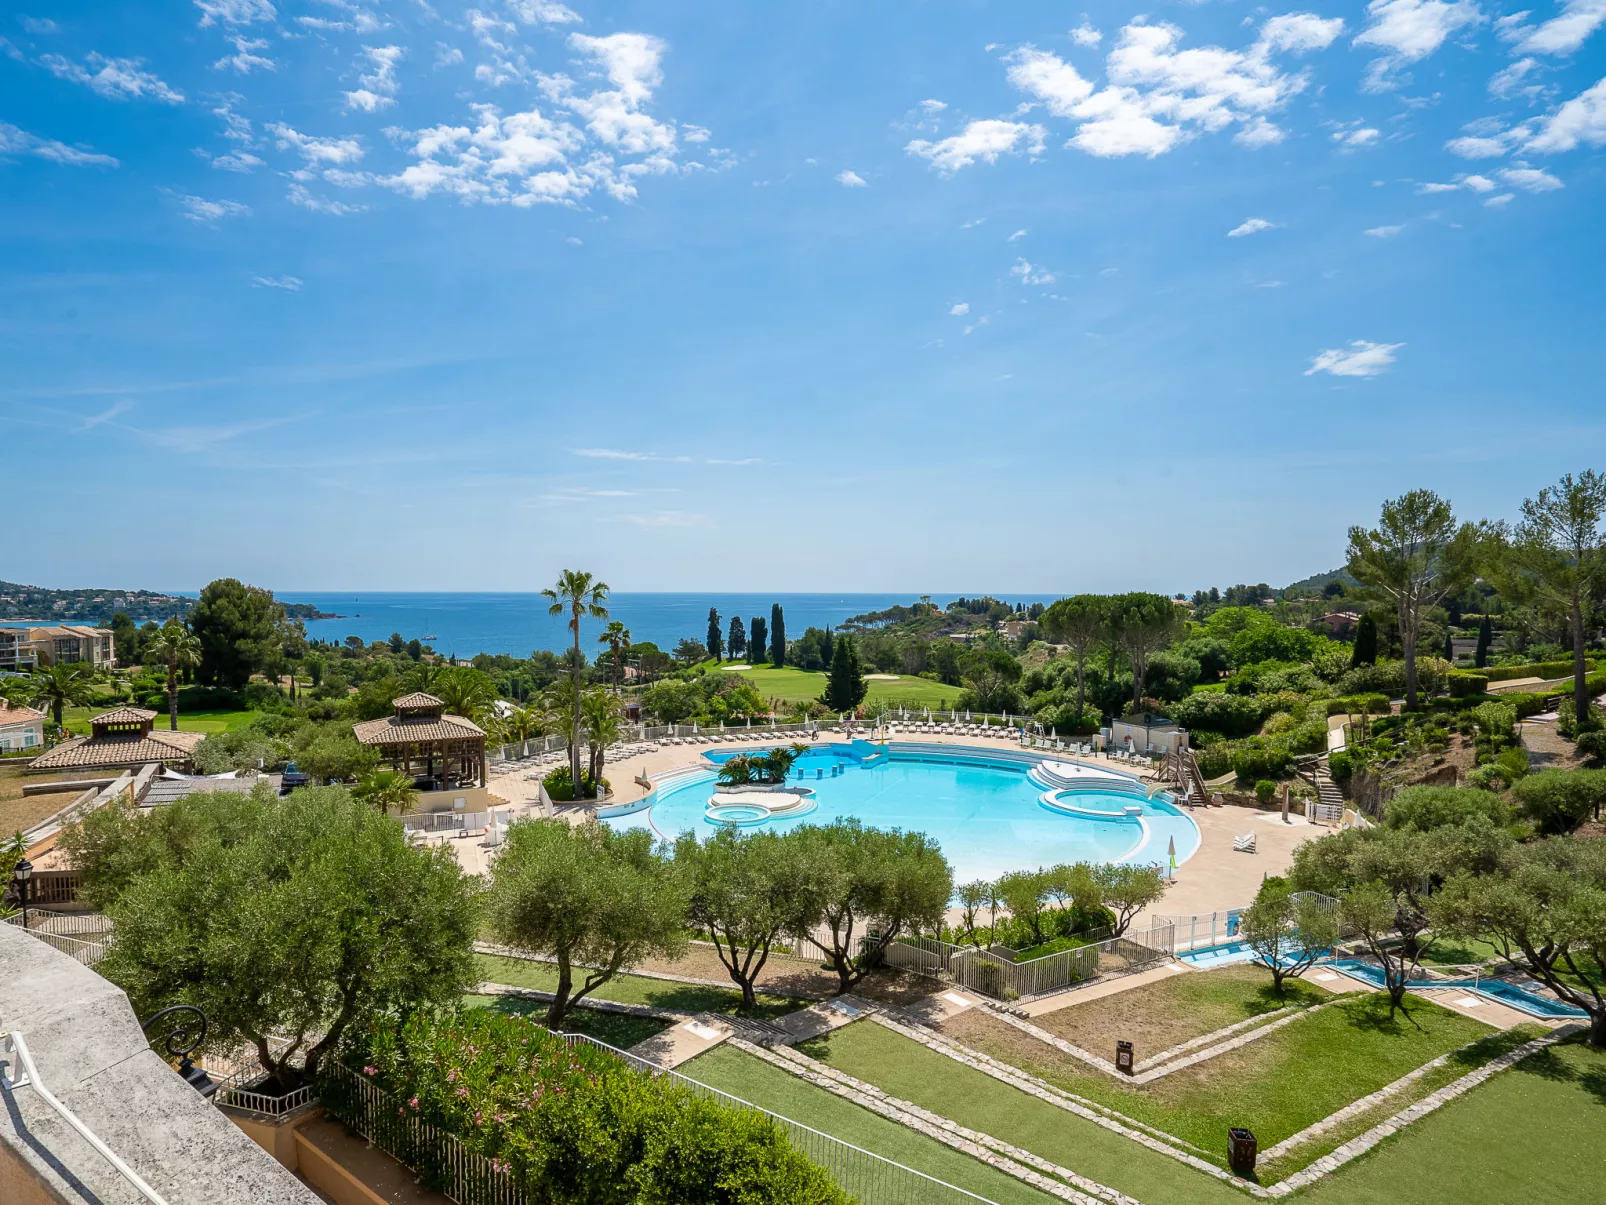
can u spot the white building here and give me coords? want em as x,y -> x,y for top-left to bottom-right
0,701 -> 46,753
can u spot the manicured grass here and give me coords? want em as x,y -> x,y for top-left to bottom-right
798,1021 -> 1244,1205
1419,935 -> 1506,966
1029,963 -> 1328,1056
935,989 -> 1499,1169
474,953 -> 805,1021
684,1044 -> 1057,1205
1296,1035 -> 1606,1205
61,705 -> 263,736
700,662 -> 964,708
462,993 -> 671,1049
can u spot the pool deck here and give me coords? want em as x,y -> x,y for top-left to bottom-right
480,734 -> 1318,916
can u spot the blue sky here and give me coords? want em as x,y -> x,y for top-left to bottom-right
3,0 -> 1603,595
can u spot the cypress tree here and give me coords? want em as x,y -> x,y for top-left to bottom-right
750,617 -> 766,663
770,603 -> 786,666
1443,631 -> 1454,662
1474,615 -> 1492,668
729,616 -> 746,659
821,624 -> 834,669
821,635 -> 868,710
1351,613 -> 1379,668
706,607 -> 722,662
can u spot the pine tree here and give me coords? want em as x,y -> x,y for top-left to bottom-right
770,603 -> 786,666
706,607 -> 723,662
821,636 -> 868,711
1351,613 -> 1379,668
750,616 -> 766,664
728,616 -> 747,660
1474,615 -> 1492,668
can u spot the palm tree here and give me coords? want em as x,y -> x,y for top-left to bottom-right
542,570 -> 610,798
27,663 -> 97,730
353,768 -> 418,816
401,662 -> 449,694
581,689 -> 622,786
597,621 -> 631,690
433,666 -> 496,724
145,621 -> 202,731
499,704 -> 545,744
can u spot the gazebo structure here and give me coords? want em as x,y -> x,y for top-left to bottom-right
352,692 -> 487,796
28,707 -> 204,773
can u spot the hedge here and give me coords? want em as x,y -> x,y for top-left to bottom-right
1482,657 -> 1596,683
1326,692 -> 1391,716
1446,670 -> 1489,698
343,1009 -> 849,1205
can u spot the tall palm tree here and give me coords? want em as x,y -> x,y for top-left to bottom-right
402,662 -> 449,694
146,621 -> 203,731
27,663 -> 97,730
500,704 -> 545,744
433,666 -> 496,724
597,621 -> 631,690
542,570 -> 609,797
581,689 -> 622,786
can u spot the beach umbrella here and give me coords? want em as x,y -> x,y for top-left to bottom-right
1167,835 -> 1177,882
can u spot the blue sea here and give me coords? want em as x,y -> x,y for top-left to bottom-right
269,593 -> 1064,659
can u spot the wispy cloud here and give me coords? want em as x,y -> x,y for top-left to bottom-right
252,274 -> 303,290
949,302 -> 970,316
76,400 -> 133,431
835,169 -> 867,187
1306,340 -> 1403,377
572,447 -> 693,463
41,52 -> 184,102
0,121 -> 118,167
176,194 -> 251,223
1007,228 -> 1028,242
1364,224 -> 1404,237
1227,217 -> 1277,237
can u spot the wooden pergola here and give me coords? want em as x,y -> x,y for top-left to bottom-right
352,692 -> 487,791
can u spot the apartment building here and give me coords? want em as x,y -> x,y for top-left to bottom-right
0,624 -> 115,669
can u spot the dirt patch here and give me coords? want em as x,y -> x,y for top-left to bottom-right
1025,964 -> 1319,1057
1520,721 -> 1592,773
0,766 -> 94,838
633,944 -> 838,998
850,968 -> 949,1006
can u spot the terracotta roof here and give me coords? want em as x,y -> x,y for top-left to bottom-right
0,702 -> 45,726
93,707 -> 158,725
28,728 -> 204,770
392,692 -> 444,708
352,713 -> 486,746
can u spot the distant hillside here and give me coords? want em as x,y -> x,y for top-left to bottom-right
0,581 -> 192,625
1283,566 -> 1361,596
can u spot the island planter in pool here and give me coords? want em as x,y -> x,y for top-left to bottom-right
604,741 -> 1201,882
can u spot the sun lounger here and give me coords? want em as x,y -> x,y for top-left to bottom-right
1233,832 -> 1257,854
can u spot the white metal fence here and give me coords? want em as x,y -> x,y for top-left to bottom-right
3,909 -> 110,965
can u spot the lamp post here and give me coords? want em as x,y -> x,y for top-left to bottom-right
140,1005 -> 217,1098
12,856 -> 32,931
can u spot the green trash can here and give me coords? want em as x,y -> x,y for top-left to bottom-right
1228,1128 -> 1257,1176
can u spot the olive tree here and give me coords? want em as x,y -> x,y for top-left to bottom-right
792,820 -> 953,994
675,828 -> 809,1009
1093,863 -> 1168,936
1432,836 -> 1606,1047
72,785 -> 476,1087
1240,881 -> 1339,997
483,818 -> 686,1027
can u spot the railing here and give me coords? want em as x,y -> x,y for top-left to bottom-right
556,1032 -> 1001,1205
881,922 -> 1174,1002
3,909 -> 110,966
1153,909 -> 1245,951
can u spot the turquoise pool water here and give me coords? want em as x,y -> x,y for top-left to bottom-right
603,743 -> 1201,882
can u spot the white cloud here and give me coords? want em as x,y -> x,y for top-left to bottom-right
1305,340 -> 1403,376
212,150 -> 264,171
1259,12 -> 1346,52
214,35 -> 275,74
1489,56 -> 1543,98
919,98 -> 947,113
949,302 -> 970,315
1446,132 -> 1516,156
1331,122 -> 1382,147
1071,23 -> 1102,48
268,123 -> 366,165
1365,223 -> 1404,236
195,0 -> 275,26
1010,256 -> 1055,285
1459,171 -> 1497,189
963,315 -> 990,335
436,43 -> 464,67
0,121 -> 118,166
835,169 -> 867,187
1354,0 -> 1485,91
1514,0 -> 1606,53
1228,216 -> 1277,236
1499,164 -> 1564,189
345,44 -> 404,111
508,0 -> 581,23
287,183 -> 364,214
19,16 -> 59,34
681,124 -> 710,142
41,53 -> 185,103
178,194 -> 251,222
1235,116 -> 1286,147
1525,75 -> 1606,150
252,274 -> 302,289
572,448 -> 694,462
1008,228 -> 1028,241
1484,191 -> 1516,205
906,119 -> 1045,172
1416,180 -> 1461,191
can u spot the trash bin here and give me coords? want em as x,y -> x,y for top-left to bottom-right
1228,1128 -> 1257,1176
1115,1041 -> 1134,1076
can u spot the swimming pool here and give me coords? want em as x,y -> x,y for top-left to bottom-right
601,741 -> 1200,881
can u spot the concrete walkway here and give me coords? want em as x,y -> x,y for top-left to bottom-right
628,1015 -> 735,1068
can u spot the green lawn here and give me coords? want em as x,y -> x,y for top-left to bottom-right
474,953 -> 805,1021
1296,1036 -> 1606,1205
62,705 -> 262,736
684,1044 -> 1058,1205
701,662 -> 964,708
936,990 -> 1502,1173
463,993 -> 671,1049
797,1021 -> 1245,1205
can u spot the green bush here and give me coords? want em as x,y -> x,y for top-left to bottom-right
1195,744 -> 1232,779
1327,750 -> 1354,781
1482,658 -> 1595,683
1446,670 -> 1489,698
1512,769 -> 1606,835
1232,743 -> 1293,784
1327,693 -> 1391,717
1383,785 -> 1513,831
1495,745 -> 1530,781
541,766 -> 610,802
139,685 -> 245,713
1576,731 -> 1606,763
341,1009 -> 847,1205
1254,779 -> 1277,803
1170,691 -> 1266,739
1466,764 -> 1510,790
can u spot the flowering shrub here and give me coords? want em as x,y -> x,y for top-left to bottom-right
337,1008 -> 848,1205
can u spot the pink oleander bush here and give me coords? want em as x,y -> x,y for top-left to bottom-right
336,1008 -> 848,1205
